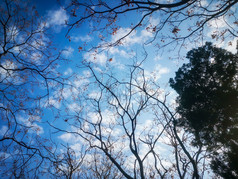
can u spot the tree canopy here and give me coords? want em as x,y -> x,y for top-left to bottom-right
170,42 -> 238,178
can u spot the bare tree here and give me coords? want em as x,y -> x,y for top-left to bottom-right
51,59 -> 212,178
64,0 -> 238,51
0,0 -> 67,177
43,134 -> 124,179
83,148 -> 124,179
47,144 -> 88,179
55,1 -> 238,178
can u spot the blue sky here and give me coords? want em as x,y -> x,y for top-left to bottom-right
1,0 -> 238,177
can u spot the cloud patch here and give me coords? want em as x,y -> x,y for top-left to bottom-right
71,35 -> 93,42
62,46 -> 74,58
46,8 -> 69,31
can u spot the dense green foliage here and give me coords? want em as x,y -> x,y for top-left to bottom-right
170,42 -> 238,178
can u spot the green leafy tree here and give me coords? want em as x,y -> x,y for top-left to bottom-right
170,42 -> 238,178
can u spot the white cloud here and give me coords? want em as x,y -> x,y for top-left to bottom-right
46,8 -> 69,31
48,8 -> 68,26
214,38 -> 238,54
0,60 -> 18,83
87,109 -> 117,125
61,87 -> 72,99
224,39 -> 237,54
62,46 -> 74,58
0,152 -> 10,160
88,91 -> 101,99
68,102 -> 81,112
47,97 -> 61,109
31,52 -> 42,65
71,35 -> 92,42
110,128 -> 122,137
73,74 -> 90,88
83,51 -> 107,65
18,116 -> 44,135
141,29 -> 153,39
149,16 -> 160,27
101,109 -> 117,125
58,133 -> 80,143
200,0 -> 208,6
0,126 -> 8,136
110,27 -> 154,46
83,70 -> 91,77
6,26 -> 19,41
108,47 -> 120,54
64,68 -> 73,76
83,43 -> 135,67
108,47 -> 133,59
139,64 -> 170,83
208,17 -> 226,29
88,112 -> 99,124
69,143 -> 86,157
155,64 -> 170,79
153,56 -> 161,61
93,66 -> 104,73
111,28 -> 139,46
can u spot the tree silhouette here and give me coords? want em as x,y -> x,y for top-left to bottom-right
170,42 -> 238,178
